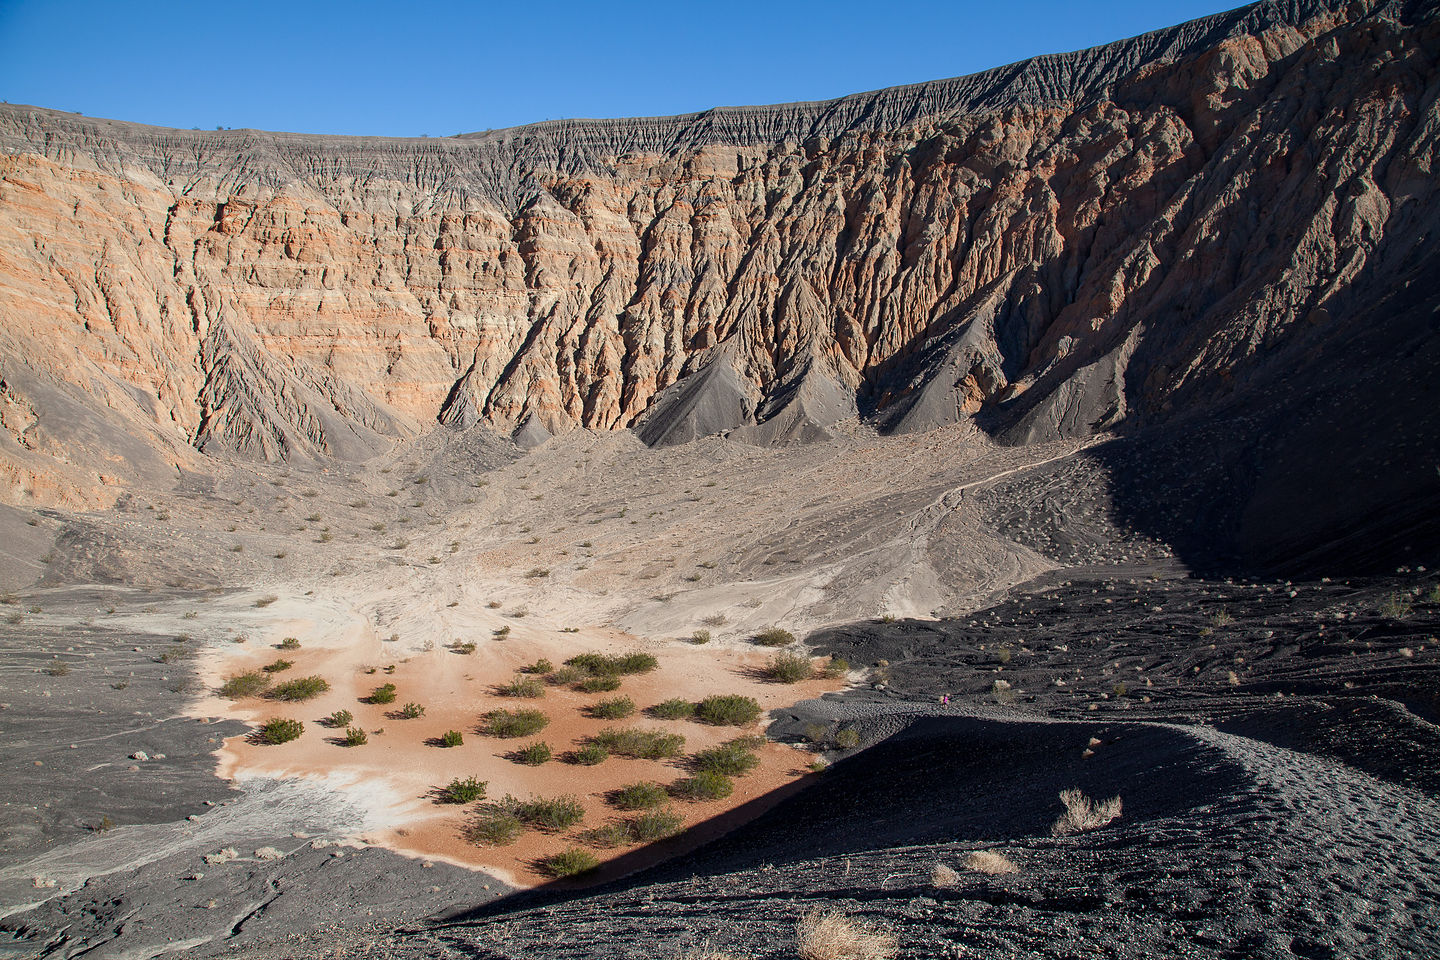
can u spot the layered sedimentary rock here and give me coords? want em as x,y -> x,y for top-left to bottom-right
0,0 -> 1436,521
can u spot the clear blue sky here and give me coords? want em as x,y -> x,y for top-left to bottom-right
0,0 -> 1240,136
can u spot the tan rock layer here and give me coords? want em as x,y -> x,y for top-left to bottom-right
0,0 -> 1435,494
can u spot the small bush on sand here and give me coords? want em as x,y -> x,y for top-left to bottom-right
522,658 -> 554,674
439,776 -> 487,804
690,629 -> 712,644
262,659 -> 293,673
577,673 -> 622,693
268,675 -> 330,702
481,708 -> 549,738
753,627 -> 795,647
512,795 -> 585,832
323,709 -> 353,728
278,637 -> 301,650
546,665 -> 585,685
692,738 -> 762,777
590,727 -> 685,759
588,695 -> 635,719
366,683 -> 398,704
795,907 -> 896,960
608,781 -> 668,810
256,717 -> 303,744
566,651 -> 658,675
438,729 -> 464,748
670,770 -> 733,801
511,741 -> 553,765
965,849 -> 1020,874
821,656 -> 849,679
695,694 -> 762,726
765,651 -> 813,684
648,697 -> 696,720
628,806 -> 684,841
539,847 -> 599,878
1051,788 -> 1122,836
499,675 -> 545,698
398,702 -> 425,719
341,725 -> 368,746
570,742 -> 609,765
220,671 -> 270,699
465,801 -> 524,846
580,821 -> 633,848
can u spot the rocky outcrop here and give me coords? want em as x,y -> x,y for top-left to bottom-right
0,0 -> 1436,502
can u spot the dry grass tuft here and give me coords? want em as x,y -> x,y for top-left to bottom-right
1051,788 -> 1122,836
930,863 -> 960,888
965,849 -> 1019,875
677,944 -> 747,960
795,907 -> 897,960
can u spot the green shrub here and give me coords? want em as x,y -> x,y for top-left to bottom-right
278,637 -> 301,650
481,708 -> 549,738
439,729 -> 464,747
546,665 -> 585,685
452,641 -> 477,655
262,659 -> 293,673
256,717 -> 303,744
648,697 -> 696,720
590,727 -> 685,759
608,781 -> 668,810
692,739 -> 761,777
834,727 -> 861,749
695,694 -> 762,726
465,801 -> 523,846
342,725 -> 368,746
690,629 -> 712,644
268,675 -> 330,701
522,658 -> 554,674
629,806 -> 684,841
589,695 -> 636,719
671,770 -> 733,801
565,651 -> 658,676
578,673 -> 622,693
398,702 -> 425,719
499,675 -> 545,698
323,709 -> 353,728
765,651 -> 812,683
219,671 -> 270,699
822,656 -> 849,678
439,776 -> 487,804
570,742 -> 609,765
539,847 -> 599,878
493,625 -> 511,638
580,821 -> 633,848
366,683 -> 398,704
511,741 -> 553,765
512,795 -> 586,832
752,627 -> 795,647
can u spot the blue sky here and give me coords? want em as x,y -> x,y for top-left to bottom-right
0,0 -> 1239,136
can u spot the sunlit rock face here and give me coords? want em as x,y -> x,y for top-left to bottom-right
0,0 -> 1435,502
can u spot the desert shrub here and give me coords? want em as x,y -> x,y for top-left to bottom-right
465,801 -> 523,846
481,708 -> 549,738
366,683 -> 398,704
522,658 -> 554,674
439,776 -> 487,804
580,821 -> 633,848
219,671 -> 270,699
262,659 -> 293,673
821,657 -> 849,678
765,651 -> 813,683
577,673 -> 622,693
278,637 -> 301,650
648,697 -> 696,720
671,770 -> 733,801
1051,788 -> 1122,836
965,849 -> 1020,874
608,781 -> 668,810
539,847 -> 599,878
629,806 -> 684,841
512,795 -> 585,832
452,641 -> 477,655
588,696 -> 635,719
524,567 -> 550,579
692,739 -> 761,777
570,742 -> 609,765
545,665 -> 585,686
323,709 -> 353,728
499,675 -> 545,698
256,717 -> 303,744
493,625 -> 511,638
752,627 -> 795,647
690,629 -> 712,644
590,727 -> 685,759
341,725 -> 368,746
695,694 -> 762,726
931,863 -> 960,888
511,741 -> 553,765
398,702 -> 425,719
1379,591 -> 1413,620
833,727 -> 861,749
254,595 -> 278,608
565,651 -> 657,675
268,675 -> 330,702
795,907 -> 896,960
438,729 -> 464,747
